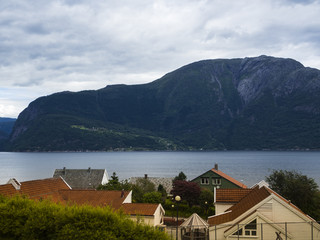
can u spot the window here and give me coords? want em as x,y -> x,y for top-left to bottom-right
245,219 -> 257,236
232,219 -> 257,236
201,177 -> 209,185
212,178 -> 221,185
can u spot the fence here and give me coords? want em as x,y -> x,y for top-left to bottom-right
165,221 -> 320,240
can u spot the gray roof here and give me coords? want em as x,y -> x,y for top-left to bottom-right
53,167 -> 108,189
130,176 -> 173,194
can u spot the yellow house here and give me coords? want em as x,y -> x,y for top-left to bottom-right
208,182 -> 320,239
121,203 -> 165,227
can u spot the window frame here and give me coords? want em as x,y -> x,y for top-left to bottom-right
201,177 -> 209,185
212,178 -> 221,185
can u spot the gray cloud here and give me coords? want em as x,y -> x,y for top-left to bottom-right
0,0 -> 320,117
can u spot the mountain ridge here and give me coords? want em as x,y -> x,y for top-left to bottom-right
7,55 -> 320,151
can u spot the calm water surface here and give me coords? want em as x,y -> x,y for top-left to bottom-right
0,151 -> 319,187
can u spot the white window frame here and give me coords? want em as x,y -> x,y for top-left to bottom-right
201,177 -> 209,185
232,219 -> 257,237
212,178 -> 221,185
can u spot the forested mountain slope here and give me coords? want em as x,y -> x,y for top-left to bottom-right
8,56 -> 320,151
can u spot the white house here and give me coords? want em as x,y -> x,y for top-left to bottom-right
208,182 -> 320,239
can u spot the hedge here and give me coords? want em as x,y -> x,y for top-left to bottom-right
0,195 -> 169,240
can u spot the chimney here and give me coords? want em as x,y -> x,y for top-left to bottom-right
214,163 -> 218,171
88,167 -> 91,173
7,178 -> 21,190
144,174 -> 148,179
62,167 -> 66,175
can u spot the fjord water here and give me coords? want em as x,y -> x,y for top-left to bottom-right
0,151 -> 319,187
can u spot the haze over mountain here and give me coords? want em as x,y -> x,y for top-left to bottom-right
6,56 -> 320,151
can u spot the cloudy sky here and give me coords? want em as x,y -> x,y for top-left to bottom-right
1,0 -> 320,118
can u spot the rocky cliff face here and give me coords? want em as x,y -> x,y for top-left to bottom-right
8,56 -> 320,151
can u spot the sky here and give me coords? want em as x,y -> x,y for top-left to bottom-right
1,0 -> 320,118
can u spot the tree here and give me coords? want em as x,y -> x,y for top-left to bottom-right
142,192 -> 162,203
266,170 -> 320,220
199,188 -> 215,217
171,180 -> 201,207
173,172 -> 187,182
157,184 -> 167,202
135,178 -> 156,193
199,188 -> 214,209
97,172 -> 132,191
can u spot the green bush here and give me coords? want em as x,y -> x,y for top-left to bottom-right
142,192 -> 162,203
0,195 -> 169,240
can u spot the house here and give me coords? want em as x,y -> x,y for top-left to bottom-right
53,167 -> 108,189
121,203 -> 165,227
191,164 -> 247,191
0,177 -> 164,227
208,181 -> 320,239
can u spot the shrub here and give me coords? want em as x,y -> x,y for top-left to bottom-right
0,195 -> 170,240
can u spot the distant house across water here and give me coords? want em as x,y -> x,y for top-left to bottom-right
191,164 -> 247,191
53,167 -> 109,189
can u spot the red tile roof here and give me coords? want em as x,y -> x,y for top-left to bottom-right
0,178 -> 161,218
58,190 -> 129,209
208,186 -> 270,225
0,177 -> 71,201
0,183 -> 16,196
211,168 -> 247,188
216,189 -> 253,203
209,185 -> 316,226
121,203 -> 160,216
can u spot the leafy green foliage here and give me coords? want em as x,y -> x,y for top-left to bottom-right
0,195 -> 170,240
163,198 -> 214,219
97,173 -> 163,204
135,178 -> 156,193
157,184 -> 167,200
173,172 -> 187,181
142,192 -> 163,204
266,170 -> 320,220
97,172 -> 132,191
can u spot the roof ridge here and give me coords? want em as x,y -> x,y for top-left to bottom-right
211,168 -> 247,188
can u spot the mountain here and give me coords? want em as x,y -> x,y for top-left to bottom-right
0,118 -> 16,150
7,56 -> 320,151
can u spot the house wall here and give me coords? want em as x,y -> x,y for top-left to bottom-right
215,203 -> 234,215
129,215 -> 155,226
209,225 -> 229,240
101,171 -> 109,185
153,205 -> 161,226
209,197 -> 320,240
268,198 -> 320,239
123,191 -> 132,203
191,170 -> 242,192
